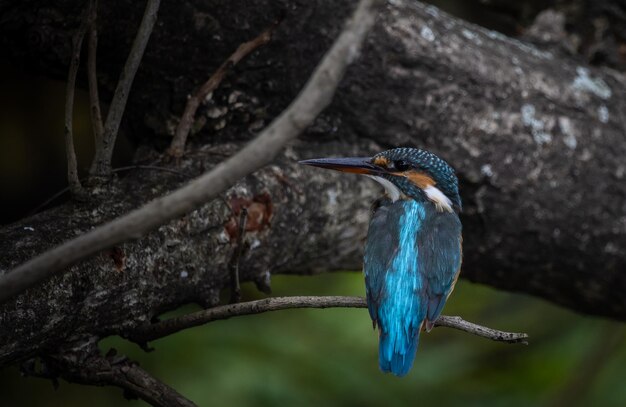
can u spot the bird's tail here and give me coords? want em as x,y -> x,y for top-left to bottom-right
378,320 -> 423,377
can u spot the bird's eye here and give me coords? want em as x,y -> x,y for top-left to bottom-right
394,160 -> 410,171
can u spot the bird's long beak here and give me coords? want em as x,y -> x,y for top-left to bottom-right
298,156 -> 383,175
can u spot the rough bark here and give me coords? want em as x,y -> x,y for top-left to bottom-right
1,0 -> 625,369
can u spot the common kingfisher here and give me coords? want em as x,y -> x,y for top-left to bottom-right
300,147 -> 462,376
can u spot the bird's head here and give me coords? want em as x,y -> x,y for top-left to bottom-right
300,147 -> 461,213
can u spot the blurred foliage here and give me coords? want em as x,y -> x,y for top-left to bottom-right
1,273 -> 625,407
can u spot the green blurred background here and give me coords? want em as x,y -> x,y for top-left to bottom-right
1,0 -> 625,405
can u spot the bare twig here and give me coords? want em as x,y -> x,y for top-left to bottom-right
111,165 -> 188,177
27,187 -> 71,216
434,315 -> 529,344
64,1 -> 93,196
229,208 -> 248,303
87,0 -> 104,147
129,296 -> 529,345
167,18 -> 281,158
0,0 -> 382,304
90,0 -> 161,179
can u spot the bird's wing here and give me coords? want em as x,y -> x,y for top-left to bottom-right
417,210 -> 462,331
363,201 -> 400,326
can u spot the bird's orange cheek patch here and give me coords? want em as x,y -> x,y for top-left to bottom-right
403,171 -> 435,189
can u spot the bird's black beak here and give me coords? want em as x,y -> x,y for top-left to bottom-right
298,156 -> 383,175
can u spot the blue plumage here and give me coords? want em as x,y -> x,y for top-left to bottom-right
365,201 -> 426,376
365,200 -> 461,376
299,147 -> 463,377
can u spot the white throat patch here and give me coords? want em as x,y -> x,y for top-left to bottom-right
367,175 -> 401,202
368,175 -> 453,212
424,185 -> 453,212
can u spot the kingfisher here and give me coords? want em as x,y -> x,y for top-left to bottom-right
300,147 -> 462,376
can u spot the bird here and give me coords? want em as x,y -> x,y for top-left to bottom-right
299,147 -> 462,377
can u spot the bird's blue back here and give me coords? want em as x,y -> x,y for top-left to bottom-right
364,199 -> 462,376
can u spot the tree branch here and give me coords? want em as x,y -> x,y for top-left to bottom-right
87,0 -> 104,149
167,18 -> 281,158
90,0 -> 161,179
108,362 -> 196,407
0,0 -> 382,304
40,343 -> 197,407
129,296 -> 529,345
63,1 -> 93,196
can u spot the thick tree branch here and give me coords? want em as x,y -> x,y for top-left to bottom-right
167,18 -> 281,158
90,0 -> 161,178
0,0 -> 382,304
129,296 -> 529,345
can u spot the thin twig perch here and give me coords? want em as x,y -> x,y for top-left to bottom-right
129,296 -> 529,344
168,18 -> 281,158
0,0 -> 383,304
90,0 -> 161,179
